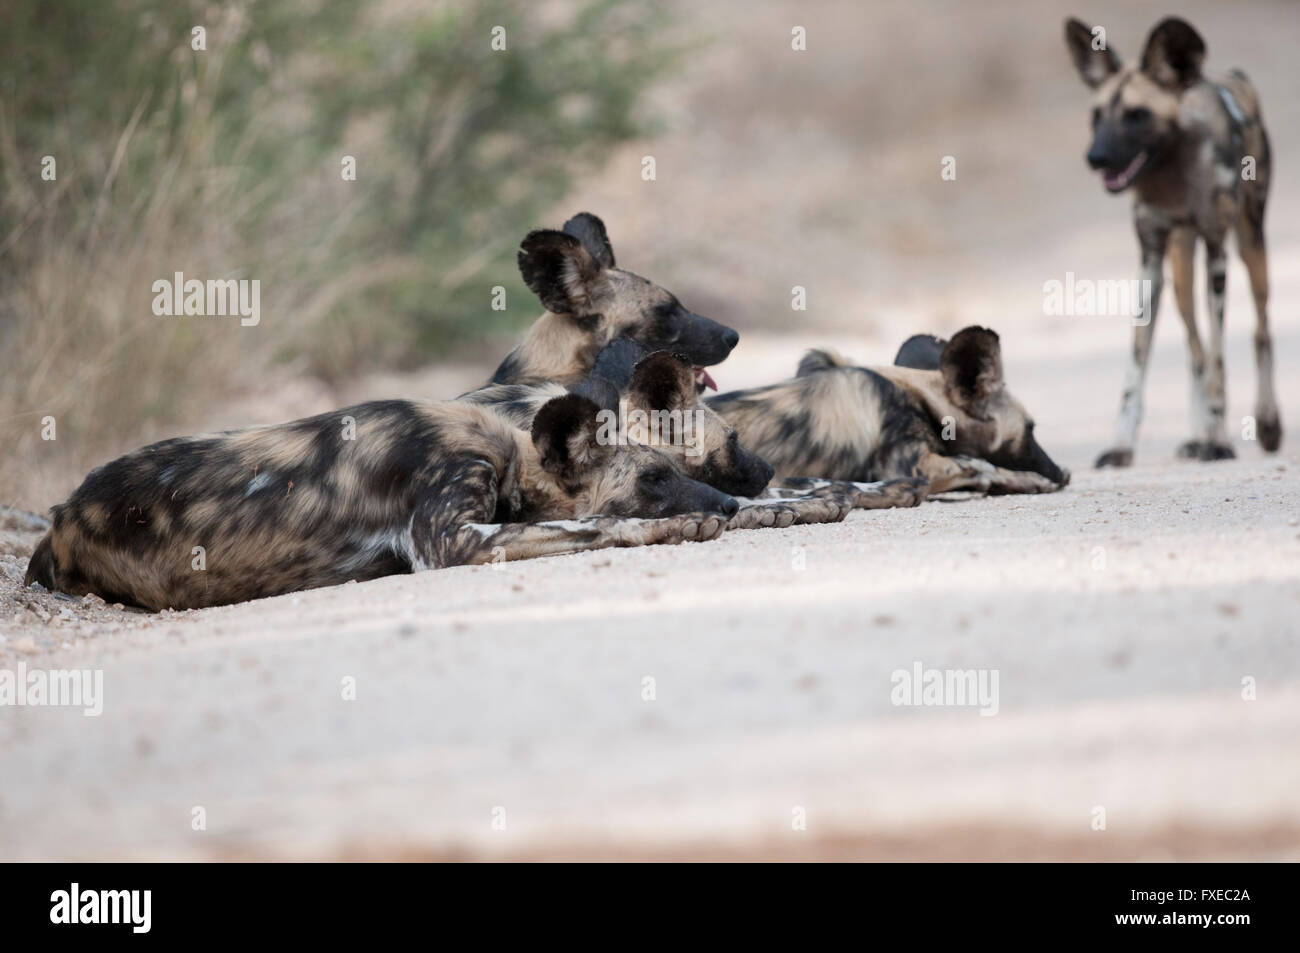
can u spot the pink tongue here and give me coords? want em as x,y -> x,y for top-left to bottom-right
695,367 -> 718,391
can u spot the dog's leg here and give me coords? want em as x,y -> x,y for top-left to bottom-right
407,461 -> 726,569
1096,222 -> 1169,468
444,514 -> 728,565
1177,233 -> 1234,460
1237,201 -> 1282,452
727,494 -> 851,530
1168,227 -> 1213,454
917,453 -> 1061,495
764,476 -> 929,509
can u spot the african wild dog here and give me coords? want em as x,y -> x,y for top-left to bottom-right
1065,16 -> 1280,466
485,212 -> 738,390
24,396 -> 736,611
706,327 -> 1069,496
465,341 -> 855,529
467,340 -> 773,496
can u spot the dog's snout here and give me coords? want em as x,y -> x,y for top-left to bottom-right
720,496 -> 739,518
721,327 -> 739,352
1086,147 -> 1108,170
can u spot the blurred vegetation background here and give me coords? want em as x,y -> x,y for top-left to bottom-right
0,0 -> 675,508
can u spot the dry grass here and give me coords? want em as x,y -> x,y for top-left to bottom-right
0,0 -> 673,512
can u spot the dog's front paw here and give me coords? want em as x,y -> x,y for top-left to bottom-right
654,512 -> 727,544
1177,440 -> 1235,461
727,502 -> 796,531
1256,412 -> 1282,453
1027,472 -> 1065,493
787,495 -> 852,525
986,471 -> 1062,495
1094,448 -> 1133,468
859,477 -> 928,508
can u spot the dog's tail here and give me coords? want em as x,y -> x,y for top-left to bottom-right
24,531 -> 58,590
796,348 -> 853,377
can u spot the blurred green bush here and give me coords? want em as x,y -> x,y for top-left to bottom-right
0,0 -> 675,507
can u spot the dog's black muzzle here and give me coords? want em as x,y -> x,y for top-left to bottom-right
674,312 -> 739,367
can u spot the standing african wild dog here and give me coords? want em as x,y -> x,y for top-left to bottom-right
485,211 -> 738,390
1064,16 -> 1280,467
706,327 -> 1069,495
24,395 -> 737,611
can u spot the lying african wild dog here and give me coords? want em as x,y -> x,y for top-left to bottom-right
1064,16 -> 1280,467
706,327 -> 1070,495
24,396 -> 737,611
466,342 -> 866,529
466,340 -> 773,497
486,211 -> 737,390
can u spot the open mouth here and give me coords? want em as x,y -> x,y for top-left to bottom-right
693,367 -> 718,391
1102,150 -> 1148,192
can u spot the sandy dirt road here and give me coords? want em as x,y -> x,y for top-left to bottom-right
3,315 -> 1299,861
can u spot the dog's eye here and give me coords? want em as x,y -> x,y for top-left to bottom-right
1122,107 -> 1151,125
642,467 -> 671,485
651,303 -> 681,341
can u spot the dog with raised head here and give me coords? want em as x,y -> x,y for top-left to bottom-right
486,212 -> 738,390
1064,16 -> 1279,466
706,327 -> 1070,496
24,395 -> 736,610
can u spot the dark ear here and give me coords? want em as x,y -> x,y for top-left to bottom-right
627,351 -> 695,413
562,212 -> 616,269
1064,17 -> 1120,88
894,334 -> 948,371
531,394 -> 611,479
1140,17 -> 1205,90
517,229 -> 611,316
940,327 -> 1004,417
568,375 -> 622,415
589,337 -> 648,391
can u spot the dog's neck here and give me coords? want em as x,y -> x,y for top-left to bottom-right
491,312 -> 604,386
874,364 -> 997,451
872,365 -> 948,416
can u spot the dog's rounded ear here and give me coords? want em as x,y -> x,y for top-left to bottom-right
1064,17 -> 1121,89
589,337 -> 648,391
1140,17 -> 1205,90
940,327 -> 1004,417
517,229 -> 612,316
562,212 -> 616,269
893,334 -> 948,371
627,351 -> 695,413
531,394 -> 611,479
568,374 -> 622,416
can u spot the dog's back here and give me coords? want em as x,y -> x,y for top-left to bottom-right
28,401 -> 520,610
